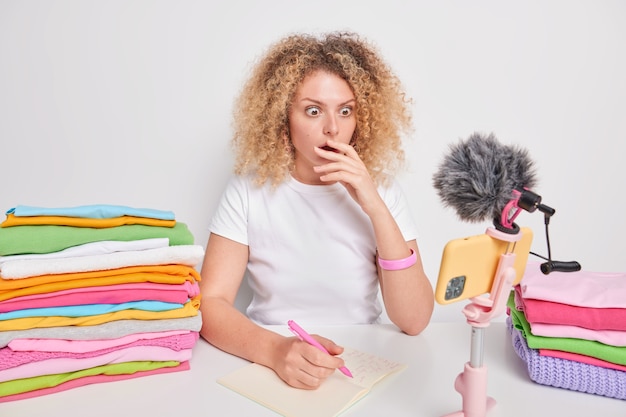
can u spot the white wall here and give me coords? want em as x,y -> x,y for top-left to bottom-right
1,1 -> 624,322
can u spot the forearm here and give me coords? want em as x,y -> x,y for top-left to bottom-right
368,201 -> 434,335
199,296 -> 284,367
379,256 -> 434,335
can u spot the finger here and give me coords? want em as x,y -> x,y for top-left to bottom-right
317,169 -> 372,191
314,146 -> 358,168
315,142 -> 361,165
313,151 -> 367,176
326,139 -> 358,157
316,171 -> 357,187
280,342 -> 330,390
301,358 -> 337,379
302,339 -> 346,370
313,336 -> 345,356
313,161 -> 362,177
293,369 -> 323,390
288,355 -> 336,390
281,369 -> 321,390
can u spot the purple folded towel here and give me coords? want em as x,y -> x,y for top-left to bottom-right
507,317 -> 626,401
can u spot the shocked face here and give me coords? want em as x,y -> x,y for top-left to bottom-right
288,70 -> 357,184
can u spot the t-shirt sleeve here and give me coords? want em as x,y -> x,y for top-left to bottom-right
380,179 -> 419,242
209,175 -> 249,246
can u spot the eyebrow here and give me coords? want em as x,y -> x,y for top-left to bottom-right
299,97 -> 356,107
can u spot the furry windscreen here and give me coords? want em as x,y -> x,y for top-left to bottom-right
432,133 -> 537,223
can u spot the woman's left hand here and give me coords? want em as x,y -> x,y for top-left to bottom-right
313,139 -> 384,216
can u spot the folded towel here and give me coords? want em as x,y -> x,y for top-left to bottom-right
0,281 -> 200,312
529,321 -> 626,347
0,300 -> 185,321
1,213 -> 176,228
2,332 -> 198,370
540,349 -> 626,373
0,244 -> 205,279
0,360 -> 186,401
507,317 -> 626,401
0,264 -> 201,297
0,238 -> 169,264
0,222 -> 194,256
0,345 -> 194,383
7,204 -> 175,220
508,294 -> 626,366
520,262 -> 626,308
514,285 -> 626,331
0,296 -> 200,332
0,332 -> 199,375
0,315 -> 202,348
7,330 -> 193,353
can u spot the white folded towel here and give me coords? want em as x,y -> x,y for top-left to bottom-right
0,238 -> 169,264
0,244 -> 205,279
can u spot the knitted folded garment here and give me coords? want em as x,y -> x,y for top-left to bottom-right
507,317 -> 626,401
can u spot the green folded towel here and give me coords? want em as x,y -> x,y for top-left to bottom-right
0,223 -> 194,256
508,292 -> 626,366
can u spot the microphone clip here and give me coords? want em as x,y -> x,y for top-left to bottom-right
501,189 -> 581,275
500,189 -> 555,230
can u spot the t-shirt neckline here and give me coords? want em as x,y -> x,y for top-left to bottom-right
288,175 -> 343,195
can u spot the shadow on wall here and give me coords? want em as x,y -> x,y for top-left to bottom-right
234,272 -> 253,314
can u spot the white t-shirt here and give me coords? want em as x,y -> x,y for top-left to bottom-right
209,174 -> 418,325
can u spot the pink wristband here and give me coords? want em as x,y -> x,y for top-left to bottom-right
377,248 -> 417,271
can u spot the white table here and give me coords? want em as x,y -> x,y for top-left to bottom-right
1,322 -> 624,417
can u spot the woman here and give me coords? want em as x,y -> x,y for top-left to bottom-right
199,31 -> 434,389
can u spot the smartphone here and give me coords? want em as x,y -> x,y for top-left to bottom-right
434,227 -> 533,305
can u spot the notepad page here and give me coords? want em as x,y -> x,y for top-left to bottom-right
218,364 -> 364,417
217,347 -> 406,417
342,347 -> 407,389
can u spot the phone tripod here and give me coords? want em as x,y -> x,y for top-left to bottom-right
441,226 -> 522,417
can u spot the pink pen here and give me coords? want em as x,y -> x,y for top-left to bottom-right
287,320 -> 353,378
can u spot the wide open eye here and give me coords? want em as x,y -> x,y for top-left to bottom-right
305,106 -> 321,116
339,106 -> 353,117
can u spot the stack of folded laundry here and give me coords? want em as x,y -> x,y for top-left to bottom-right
0,204 -> 204,402
507,261 -> 626,401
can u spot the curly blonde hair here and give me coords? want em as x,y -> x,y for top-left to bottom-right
232,31 -> 413,186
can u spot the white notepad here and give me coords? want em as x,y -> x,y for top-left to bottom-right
217,347 -> 406,417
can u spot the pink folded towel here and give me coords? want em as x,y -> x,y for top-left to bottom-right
520,262 -> 626,308
514,285 -> 626,331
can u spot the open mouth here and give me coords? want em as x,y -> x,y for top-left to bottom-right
321,145 -> 339,152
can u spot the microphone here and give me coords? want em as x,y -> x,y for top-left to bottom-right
432,132 -> 538,232
432,132 -> 581,274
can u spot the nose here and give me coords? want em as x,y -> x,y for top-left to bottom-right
323,115 -> 339,136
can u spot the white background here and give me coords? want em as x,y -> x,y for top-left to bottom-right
1,1 -> 624,322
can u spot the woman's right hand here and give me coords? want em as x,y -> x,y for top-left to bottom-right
270,335 -> 347,389
199,233 -> 347,389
